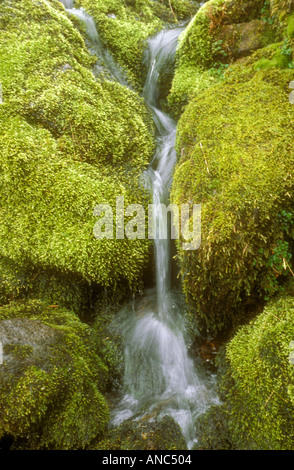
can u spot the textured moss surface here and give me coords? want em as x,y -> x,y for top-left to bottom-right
0,0 -> 156,295
220,293 -> 294,449
76,0 -> 199,89
171,59 -> 294,334
0,300 -> 113,449
168,0 -> 294,117
91,416 -> 187,450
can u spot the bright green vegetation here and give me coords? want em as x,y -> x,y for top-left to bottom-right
168,0 -> 294,117
224,294 -> 294,449
1,0 -> 294,453
91,416 -> 187,450
76,0 -> 199,89
171,62 -> 294,335
0,300 -> 115,449
0,112 -> 151,292
0,0 -> 157,299
195,293 -> 294,449
169,0 -> 294,450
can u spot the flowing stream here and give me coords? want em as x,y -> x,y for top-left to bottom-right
59,0 -> 219,449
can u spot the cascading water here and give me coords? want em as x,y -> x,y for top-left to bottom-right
59,0 -> 129,86
111,29 -> 220,448
58,0 -> 219,448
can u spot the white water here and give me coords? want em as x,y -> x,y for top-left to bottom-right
59,1 -> 129,86
58,0 -> 219,448
111,29 -> 220,448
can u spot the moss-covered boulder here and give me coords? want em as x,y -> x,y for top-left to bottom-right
192,404 -> 234,450
91,415 -> 187,450
215,294 -> 294,450
76,0 -> 200,89
0,0 -> 158,298
0,300 -> 114,449
167,0 -> 290,117
177,0 -> 265,67
0,113 -> 151,292
171,55 -> 294,334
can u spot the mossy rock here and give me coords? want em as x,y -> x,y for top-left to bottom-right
0,114 -> 152,291
0,299 -> 112,449
91,415 -> 187,450
217,293 -> 294,450
192,404 -> 234,450
76,0 -> 199,90
171,60 -> 294,335
168,0 -> 290,117
175,0 -> 265,69
0,0 -> 156,295
0,0 -> 155,169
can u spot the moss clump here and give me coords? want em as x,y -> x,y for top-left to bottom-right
192,405 -> 234,450
0,257 -> 28,306
287,14 -> 294,38
168,0 -> 284,117
0,0 -> 157,296
91,416 -> 187,450
168,63 -> 217,118
216,294 -> 294,450
0,0 -> 155,169
253,39 -> 294,70
0,299 -> 114,449
0,113 -> 151,292
171,63 -> 294,335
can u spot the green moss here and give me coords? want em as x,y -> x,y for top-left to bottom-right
168,64 -> 217,118
0,0 -> 155,169
171,64 -> 294,335
76,0 -> 199,89
175,0 -> 265,69
218,294 -> 294,449
254,40 -> 294,69
0,0 -> 157,295
287,14 -> 294,38
168,0 -> 289,117
0,299 -> 112,449
0,113 -> 151,290
91,416 -> 187,450
0,257 -> 27,306
192,405 -> 234,450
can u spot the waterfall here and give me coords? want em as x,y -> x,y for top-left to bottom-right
58,0 -> 219,448
59,1 -> 129,86
111,29 -> 220,448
